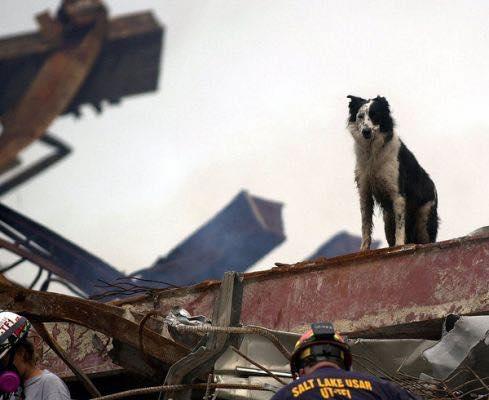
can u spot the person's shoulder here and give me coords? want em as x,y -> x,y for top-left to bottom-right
270,379 -> 299,400
270,385 -> 293,400
347,371 -> 419,399
311,368 -> 375,380
40,370 -> 65,384
40,370 -> 71,396
376,378 -> 420,399
321,369 -> 419,399
333,369 -> 387,383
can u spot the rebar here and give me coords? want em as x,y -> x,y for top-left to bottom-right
203,373 -> 213,400
230,345 -> 287,385
92,277 -> 178,300
138,310 -> 161,366
351,352 -> 471,400
170,323 -> 291,360
90,383 -> 274,400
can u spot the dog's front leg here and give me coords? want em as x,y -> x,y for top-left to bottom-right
359,188 -> 374,250
393,196 -> 406,246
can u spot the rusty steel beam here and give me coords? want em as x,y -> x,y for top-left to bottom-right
118,232 -> 489,340
0,283 -> 188,366
0,12 -> 163,117
0,273 -> 103,390
0,204 -> 123,297
0,134 -> 71,196
137,191 -> 285,287
0,5 -> 107,170
0,237 -> 80,285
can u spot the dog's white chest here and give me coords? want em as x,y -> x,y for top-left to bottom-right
355,138 -> 401,198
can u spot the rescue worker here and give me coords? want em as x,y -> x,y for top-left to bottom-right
271,322 -> 420,400
0,311 -> 71,400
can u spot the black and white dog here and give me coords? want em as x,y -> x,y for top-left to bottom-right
347,95 -> 438,250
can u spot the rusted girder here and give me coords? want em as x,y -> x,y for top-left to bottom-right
0,204 -> 123,297
0,274 -> 100,395
0,11 -> 163,117
0,134 -> 71,196
0,237 -> 78,285
0,282 -> 188,365
0,2 -> 107,170
120,232 -> 489,340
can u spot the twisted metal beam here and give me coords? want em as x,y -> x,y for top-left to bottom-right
0,282 -> 188,365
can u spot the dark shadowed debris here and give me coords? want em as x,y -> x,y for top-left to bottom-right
0,202 -> 123,296
307,230 -> 381,259
136,190 -> 285,287
0,11 -> 163,116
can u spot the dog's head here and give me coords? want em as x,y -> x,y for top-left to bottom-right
347,95 -> 394,146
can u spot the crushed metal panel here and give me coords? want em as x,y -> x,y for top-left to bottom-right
0,203 -> 123,296
137,191 -> 285,287
351,338 -> 436,378
423,315 -> 489,380
214,332 -> 295,400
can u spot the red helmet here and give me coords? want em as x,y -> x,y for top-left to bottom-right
290,322 -> 352,375
0,311 -> 31,360
0,312 -> 31,394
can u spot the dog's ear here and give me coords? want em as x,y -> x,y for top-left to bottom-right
374,96 -> 390,111
347,95 -> 366,121
371,96 -> 394,133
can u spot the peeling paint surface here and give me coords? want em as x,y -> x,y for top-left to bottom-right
141,235 -> 489,336
241,237 -> 489,333
36,323 -> 118,378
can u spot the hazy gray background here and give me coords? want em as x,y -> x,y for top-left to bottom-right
1,1 -> 488,287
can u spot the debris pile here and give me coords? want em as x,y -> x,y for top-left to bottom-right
0,2 -> 488,400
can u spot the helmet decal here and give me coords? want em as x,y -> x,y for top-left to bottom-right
290,322 -> 352,375
0,312 -> 31,361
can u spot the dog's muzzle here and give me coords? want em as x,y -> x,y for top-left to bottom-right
362,128 -> 372,139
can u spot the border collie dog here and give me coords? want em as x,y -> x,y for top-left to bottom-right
347,95 -> 438,250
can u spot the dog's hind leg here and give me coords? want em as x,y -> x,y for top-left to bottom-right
393,196 -> 406,246
405,210 -> 417,244
383,210 -> 396,247
415,200 -> 437,244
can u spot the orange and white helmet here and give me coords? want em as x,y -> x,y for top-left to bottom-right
290,322 -> 352,375
0,311 -> 31,360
